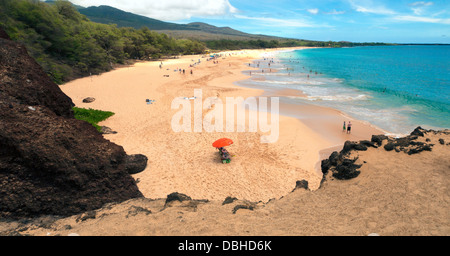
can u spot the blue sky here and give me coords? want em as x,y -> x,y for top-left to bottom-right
69,0 -> 450,43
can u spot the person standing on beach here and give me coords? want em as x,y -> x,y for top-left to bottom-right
343,121 -> 346,132
347,121 -> 352,134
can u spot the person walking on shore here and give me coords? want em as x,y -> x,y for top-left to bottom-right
347,121 -> 352,134
343,121 -> 346,132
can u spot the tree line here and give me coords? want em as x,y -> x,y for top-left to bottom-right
204,39 -> 393,51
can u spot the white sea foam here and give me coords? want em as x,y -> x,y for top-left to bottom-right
305,94 -> 371,102
257,73 -> 290,76
262,80 -> 325,86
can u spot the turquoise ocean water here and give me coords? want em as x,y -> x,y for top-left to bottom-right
239,46 -> 450,135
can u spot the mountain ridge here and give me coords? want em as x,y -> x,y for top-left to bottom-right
74,4 -> 286,41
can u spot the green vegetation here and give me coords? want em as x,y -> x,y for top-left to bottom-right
72,107 -> 115,132
0,0 -> 206,84
204,39 -> 393,50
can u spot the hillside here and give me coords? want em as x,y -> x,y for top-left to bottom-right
76,5 -> 283,41
78,5 -> 183,31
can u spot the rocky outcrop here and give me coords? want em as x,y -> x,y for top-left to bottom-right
0,36 -> 74,117
0,28 -> 146,218
164,192 -> 209,212
82,97 -> 95,103
321,151 -> 362,180
100,126 -> 118,134
124,154 -> 148,174
165,192 -> 192,206
222,196 -> 238,205
232,203 -> 256,214
291,180 -> 309,192
382,128 -> 433,155
321,126 -> 439,181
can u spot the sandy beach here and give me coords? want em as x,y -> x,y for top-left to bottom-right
2,47 -> 448,237
59,47 -> 385,202
3,128 -> 448,236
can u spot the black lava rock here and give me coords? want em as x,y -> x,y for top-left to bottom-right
0,28 -> 144,218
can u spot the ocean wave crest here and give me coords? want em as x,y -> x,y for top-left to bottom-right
306,94 -> 371,101
262,80 -> 325,86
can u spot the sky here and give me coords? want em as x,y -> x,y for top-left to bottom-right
66,0 -> 450,43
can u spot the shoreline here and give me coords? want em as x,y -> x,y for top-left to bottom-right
235,48 -> 389,174
60,46 -> 387,201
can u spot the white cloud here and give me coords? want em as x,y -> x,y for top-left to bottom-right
347,0 -> 449,25
431,10 -> 447,18
348,0 -> 396,15
307,8 -> 319,15
393,15 -> 450,24
410,1 -> 434,7
234,15 -> 318,28
411,8 -> 423,15
409,1 -> 434,15
69,0 -> 238,21
324,9 -> 345,15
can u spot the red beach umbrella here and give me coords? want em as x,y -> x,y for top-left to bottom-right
212,138 -> 233,148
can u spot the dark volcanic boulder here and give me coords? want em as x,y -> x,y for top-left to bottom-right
292,179 -> 309,191
360,140 -> 377,148
342,141 -> 368,154
320,140 -> 368,180
371,135 -> 388,146
222,196 -> 238,205
82,97 -> 95,103
410,126 -> 425,137
124,154 -> 148,174
333,158 -> 361,180
165,192 -> 192,206
384,142 -> 395,151
0,28 -> 144,218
